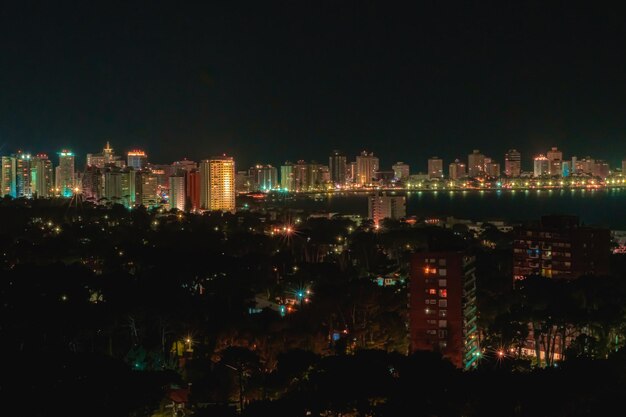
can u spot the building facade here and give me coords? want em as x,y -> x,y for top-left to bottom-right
200,156 -> 236,213
427,157 -> 443,179
367,192 -> 406,226
467,150 -> 485,178
504,149 -> 521,177
356,151 -> 379,186
329,150 -> 347,186
513,215 -> 610,280
409,252 -> 480,369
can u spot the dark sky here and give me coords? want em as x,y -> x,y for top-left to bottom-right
2,2 -> 626,171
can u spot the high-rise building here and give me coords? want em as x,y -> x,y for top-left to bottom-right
280,162 -> 295,191
427,157 -> 443,179
533,155 -> 550,177
392,162 -> 410,182
172,159 -> 197,175
294,160 -> 309,191
367,192 -> 406,226
87,142 -> 123,169
169,175 -> 186,211
356,151 -> 379,186
513,215 -> 610,280
448,159 -> 467,180
622,159 -> 626,175
592,160 -> 610,178
467,150 -> 485,178
348,161 -> 357,184
249,164 -> 278,191
200,155 -> 236,213
81,166 -> 103,202
1,156 -> 17,197
56,150 -> 75,197
329,150 -> 347,186
31,154 -> 53,198
484,160 -> 500,177
504,149 -> 521,177
409,252 -> 480,369
127,150 -> 148,170
546,147 -> 563,176
138,172 -> 159,208
15,152 -> 32,198
104,168 -> 124,205
571,156 -> 578,174
561,161 -> 571,177
186,169 -> 201,212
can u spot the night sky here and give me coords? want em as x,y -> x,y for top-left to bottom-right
2,2 -> 626,170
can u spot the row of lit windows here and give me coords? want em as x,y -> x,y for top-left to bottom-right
425,299 -> 448,308
426,329 -> 448,338
425,288 -> 448,298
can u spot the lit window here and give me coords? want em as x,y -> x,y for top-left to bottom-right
438,300 -> 447,308
439,259 -> 447,266
438,320 -> 447,328
438,279 -> 447,287
439,310 -> 447,317
438,330 -> 447,338
429,288 -> 437,295
427,320 -> 437,325
427,329 -> 437,335
438,269 -> 447,276
439,289 -> 447,298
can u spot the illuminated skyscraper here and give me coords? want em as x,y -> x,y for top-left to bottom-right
15,152 -> 32,198
592,160 -> 610,178
392,162 -> 410,182
1,156 -> 16,197
56,150 -> 75,197
127,150 -> 148,170
467,150 -> 485,177
409,252 -> 479,369
368,192 -> 406,226
484,159 -> 500,177
200,155 -> 235,213
249,164 -> 278,191
546,147 -> 563,176
294,160 -> 309,191
280,162 -> 295,191
533,155 -> 550,177
427,157 -> 443,179
329,150 -> 347,186
448,159 -> 467,180
169,175 -> 186,211
186,169 -> 201,211
504,149 -> 521,177
138,171 -> 159,208
31,154 -> 53,198
356,151 -> 379,186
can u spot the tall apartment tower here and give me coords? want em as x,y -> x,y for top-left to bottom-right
1,156 -> 17,197
127,150 -> 148,170
533,155 -> 550,177
56,150 -> 75,197
546,147 -> 563,176
512,215 -> 610,280
280,162 -> 295,191
367,192 -> 406,226
169,175 -> 186,211
427,157 -> 444,179
329,150 -> 347,186
186,169 -> 201,212
31,154 -> 53,198
409,252 -> 480,369
448,159 -> 467,180
392,162 -> 410,182
356,151 -> 379,186
504,149 -> 521,177
467,150 -> 485,178
200,156 -> 236,213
